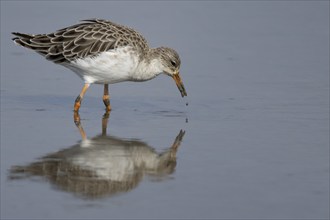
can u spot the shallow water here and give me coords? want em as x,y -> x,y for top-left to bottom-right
1,1 -> 329,219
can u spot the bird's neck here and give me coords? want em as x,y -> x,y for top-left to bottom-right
133,49 -> 163,81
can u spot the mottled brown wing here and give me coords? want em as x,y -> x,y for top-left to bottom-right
12,19 -> 149,64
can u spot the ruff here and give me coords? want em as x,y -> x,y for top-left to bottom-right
12,19 -> 187,114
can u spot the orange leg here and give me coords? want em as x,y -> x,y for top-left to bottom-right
73,111 -> 87,140
103,84 -> 112,112
73,111 -> 80,126
74,83 -> 90,112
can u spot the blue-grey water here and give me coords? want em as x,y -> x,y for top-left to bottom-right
1,1 -> 329,219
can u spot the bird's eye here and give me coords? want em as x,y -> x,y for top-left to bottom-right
170,60 -> 176,67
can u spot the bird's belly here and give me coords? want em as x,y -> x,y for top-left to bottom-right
64,47 -> 139,84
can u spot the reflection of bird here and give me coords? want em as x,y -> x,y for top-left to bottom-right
9,114 -> 185,199
12,19 -> 187,112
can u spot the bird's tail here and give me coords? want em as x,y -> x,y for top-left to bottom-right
12,32 -> 67,63
12,32 -> 38,49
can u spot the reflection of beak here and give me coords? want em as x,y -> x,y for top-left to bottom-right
172,72 -> 187,97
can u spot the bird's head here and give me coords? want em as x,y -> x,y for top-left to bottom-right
157,47 -> 187,97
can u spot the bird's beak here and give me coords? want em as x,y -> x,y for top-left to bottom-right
172,72 -> 187,97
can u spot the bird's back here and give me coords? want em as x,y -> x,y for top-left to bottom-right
12,19 -> 149,64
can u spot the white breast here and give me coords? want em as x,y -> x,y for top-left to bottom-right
63,46 -> 140,84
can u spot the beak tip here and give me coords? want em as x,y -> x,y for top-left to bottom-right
172,73 -> 187,98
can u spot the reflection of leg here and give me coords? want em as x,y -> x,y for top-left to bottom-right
73,111 -> 87,140
103,84 -> 112,112
74,83 -> 90,112
102,112 -> 110,135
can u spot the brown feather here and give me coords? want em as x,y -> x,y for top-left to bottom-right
12,19 -> 149,64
